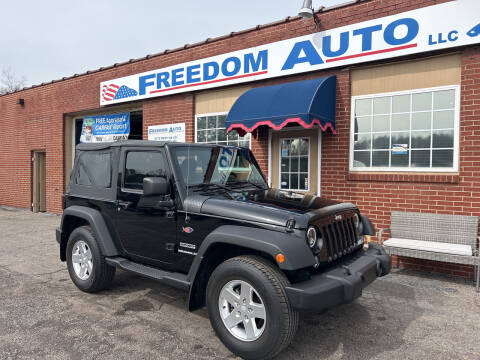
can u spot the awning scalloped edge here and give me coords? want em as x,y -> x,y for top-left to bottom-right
226,117 -> 337,136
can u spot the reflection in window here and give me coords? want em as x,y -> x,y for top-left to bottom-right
174,147 -> 266,187
196,114 -> 251,148
352,88 -> 457,170
280,138 -> 309,191
76,152 -> 111,188
124,152 -> 165,190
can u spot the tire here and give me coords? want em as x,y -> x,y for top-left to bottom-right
206,255 -> 298,360
66,225 -> 115,293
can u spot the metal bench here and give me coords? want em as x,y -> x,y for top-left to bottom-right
379,211 -> 480,292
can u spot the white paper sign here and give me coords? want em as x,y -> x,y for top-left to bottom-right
148,123 -> 185,142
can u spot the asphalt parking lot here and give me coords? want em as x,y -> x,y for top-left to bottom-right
0,207 -> 479,360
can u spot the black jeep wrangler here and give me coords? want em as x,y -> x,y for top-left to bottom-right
57,140 -> 391,359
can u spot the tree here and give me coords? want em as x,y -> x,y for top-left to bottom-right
0,68 -> 27,95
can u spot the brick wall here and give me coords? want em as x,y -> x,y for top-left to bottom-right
143,94 -> 195,142
250,127 -> 269,176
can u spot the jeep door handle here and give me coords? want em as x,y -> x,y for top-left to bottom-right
117,201 -> 132,210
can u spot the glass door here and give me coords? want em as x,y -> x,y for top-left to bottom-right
271,129 -> 320,194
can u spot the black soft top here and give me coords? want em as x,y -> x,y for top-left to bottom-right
75,140 -> 242,151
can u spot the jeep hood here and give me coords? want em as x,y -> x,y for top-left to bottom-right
195,188 -> 357,229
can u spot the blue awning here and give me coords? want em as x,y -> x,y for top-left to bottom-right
226,76 -> 336,136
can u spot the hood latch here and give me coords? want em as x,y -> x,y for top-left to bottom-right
286,218 -> 296,232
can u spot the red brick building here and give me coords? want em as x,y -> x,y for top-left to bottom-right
1,0 -> 479,278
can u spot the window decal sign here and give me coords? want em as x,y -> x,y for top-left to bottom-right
100,0 -> 480,106
211,147 -> 236,184
147,123 -> 186,142
392,144 -> 408,155
80,113 -> 130,143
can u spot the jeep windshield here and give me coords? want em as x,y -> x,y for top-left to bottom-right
172,146 -> 267,190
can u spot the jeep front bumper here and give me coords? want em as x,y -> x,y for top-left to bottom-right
285,244 -> 391,313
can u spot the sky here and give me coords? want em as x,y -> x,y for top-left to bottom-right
1,0 -> 346,87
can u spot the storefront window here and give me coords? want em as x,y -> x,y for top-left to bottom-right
351,87 -> 459,171
195,113 -> 251,148
280,138 -> 309,191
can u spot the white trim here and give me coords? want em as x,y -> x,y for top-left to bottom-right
349,85 -> 460,173
194,112 -> 197,145
194,112 -> 251,148
71,117 -> 76,166
269,125 -> 322,194
267,129 -> 272,187
278,137 -> 310,192
194,111 -> 229,118
453,85 -> 461,173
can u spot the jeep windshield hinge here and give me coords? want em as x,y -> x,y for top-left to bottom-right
286,218 -> 296,233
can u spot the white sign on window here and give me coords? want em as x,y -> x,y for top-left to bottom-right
148,123 -> 185,142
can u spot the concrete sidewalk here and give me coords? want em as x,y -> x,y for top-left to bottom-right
0,207 -> 479,359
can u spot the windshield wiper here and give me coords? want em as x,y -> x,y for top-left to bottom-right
228,181 -> 267,190
190,182 -> 228,190
189,183 -> 235,199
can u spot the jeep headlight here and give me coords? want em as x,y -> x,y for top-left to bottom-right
306,226 -> 323,254
306,226 -> 317,248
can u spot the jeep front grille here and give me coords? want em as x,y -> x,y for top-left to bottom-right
316,212 -> 360,263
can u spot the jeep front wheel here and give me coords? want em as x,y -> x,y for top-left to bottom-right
66,226 -> 115,293
206,255 -> 298,360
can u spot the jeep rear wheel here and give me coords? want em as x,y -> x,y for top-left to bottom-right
206,255 -> 298,360
66,226 -> 115,293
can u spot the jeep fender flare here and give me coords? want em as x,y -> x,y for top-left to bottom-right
60,206 -> 120,257
189,225 -> 315,279
186,225 -> 315,311
360,214 -> 376,236
186,225 -> 315,308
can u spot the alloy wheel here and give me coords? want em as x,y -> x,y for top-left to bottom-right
218,279 -> 267,342
71,240 -> 93,280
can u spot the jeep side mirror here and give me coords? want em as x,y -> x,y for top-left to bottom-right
143,177 -> 169,197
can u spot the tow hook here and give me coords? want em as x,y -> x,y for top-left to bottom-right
342,265 -> 352,276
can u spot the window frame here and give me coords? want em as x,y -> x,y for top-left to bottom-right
195,112 -> 251,148
121,149 -> 167,194
74,150 -> 113,189
349,85 -> 460,173
278,137 -> 310,192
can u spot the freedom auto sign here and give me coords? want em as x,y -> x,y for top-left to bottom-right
100,0 -> 480,106
147,123 -> 186,142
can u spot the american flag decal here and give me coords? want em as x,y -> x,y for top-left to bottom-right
102,84 -> 138,101
102,84 -> 119,101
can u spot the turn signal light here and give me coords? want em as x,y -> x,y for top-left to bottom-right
276,253 -> 285,264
